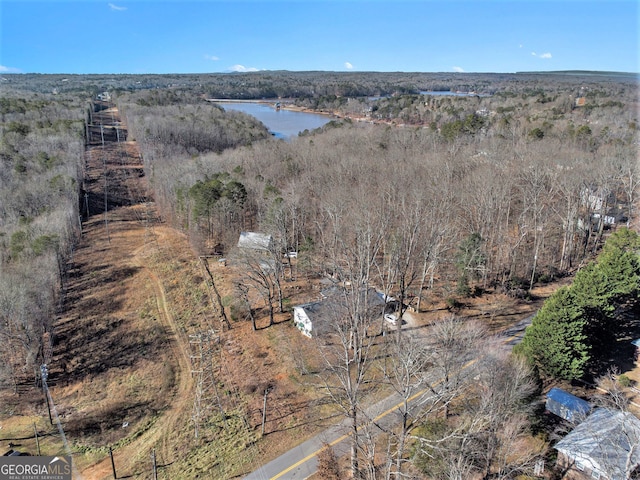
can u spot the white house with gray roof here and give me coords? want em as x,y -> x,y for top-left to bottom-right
292,286 -> 388,338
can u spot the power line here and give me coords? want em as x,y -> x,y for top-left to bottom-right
40,364 -> 84,479
189,329 -> 224,439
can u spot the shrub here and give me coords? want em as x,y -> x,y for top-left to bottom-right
617,374 -> 632,388
446,297 -> 462,310
316,443 -> 341,480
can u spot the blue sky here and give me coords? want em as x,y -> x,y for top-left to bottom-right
1,0 -> 638,74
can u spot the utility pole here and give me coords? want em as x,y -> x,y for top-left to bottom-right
151,449 -> 158,480
103,151 -> 110,243
189,329 -> 223,439
40,365 -> 52,425
33,423 -> 41,455
261,388 -> 270,436
44,389 -> 53,425
109,446 -> 117,479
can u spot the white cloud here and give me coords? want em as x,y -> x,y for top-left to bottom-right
531,51 -> 552,59
204,54 -> 220,61
519,44 -> 523,48
229,64 -> 259,72
344,62 -> 353,70
452,66 -> 465,73
108,3 -> 127,11
0,65 -> 20,73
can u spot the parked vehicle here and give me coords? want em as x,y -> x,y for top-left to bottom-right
384,314 -> 397,325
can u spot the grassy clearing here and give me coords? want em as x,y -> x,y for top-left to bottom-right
160,410 -> 261,479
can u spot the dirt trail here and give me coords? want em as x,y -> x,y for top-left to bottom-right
52,105 -> 195,479
81,231 -> 195,479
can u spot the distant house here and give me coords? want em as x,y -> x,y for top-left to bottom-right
555,408 -> 640,480
237,232 -> 273,252
546,388 -> 591,424
632,338 -> 640,360
581,186 -> 616,213
591,211 -> 628,228
292,286 -> 388,338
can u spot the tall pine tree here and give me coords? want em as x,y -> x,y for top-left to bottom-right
515,287 -> 589,380
516,228 -> 640,380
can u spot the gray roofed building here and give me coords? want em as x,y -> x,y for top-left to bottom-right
555,408 -> 640,480
292,300 -> 331,338
546,387 -> 591,424
237,232 -> 273,251
292,286 -> 388,338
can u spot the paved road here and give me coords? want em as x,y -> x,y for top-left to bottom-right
498,314 -> 535,346
244,391 -> 410,480
244,364 -> 475,480
245,314 -> 536,479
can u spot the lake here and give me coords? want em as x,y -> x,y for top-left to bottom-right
419,91 -> 491,97
216,102 -> 332,140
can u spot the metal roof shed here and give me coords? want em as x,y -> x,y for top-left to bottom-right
546,387 -> 591,423
237,232 -> 273,251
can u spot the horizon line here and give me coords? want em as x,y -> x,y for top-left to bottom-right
2,69 -> 639,76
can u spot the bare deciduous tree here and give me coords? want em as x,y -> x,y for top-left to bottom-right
315,289 -> 380,479
380,333 -> 437,479
233,245 -> 282,327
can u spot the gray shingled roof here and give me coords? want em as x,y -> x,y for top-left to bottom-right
293,286 -> 387,336
555,408 -> 640,480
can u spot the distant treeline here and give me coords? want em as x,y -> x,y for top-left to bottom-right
3,70 -> 637,100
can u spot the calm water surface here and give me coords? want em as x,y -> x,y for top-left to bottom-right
219,102 -> 332,140
419,91 -> 491,97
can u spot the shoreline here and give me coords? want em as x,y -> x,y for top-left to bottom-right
206,97 -> 399,127
206,97 -> 337,117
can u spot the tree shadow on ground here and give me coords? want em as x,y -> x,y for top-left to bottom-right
51,323 -> 174,384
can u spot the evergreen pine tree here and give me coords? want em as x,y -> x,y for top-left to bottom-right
515,287 -> 589,380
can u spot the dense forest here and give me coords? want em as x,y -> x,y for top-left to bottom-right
1,71 -> 638,478
118,72 -> 639,298
0,89 -> 86,389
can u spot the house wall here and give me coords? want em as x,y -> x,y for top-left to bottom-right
557,452 -> 606,480
293,308 -> 312,338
